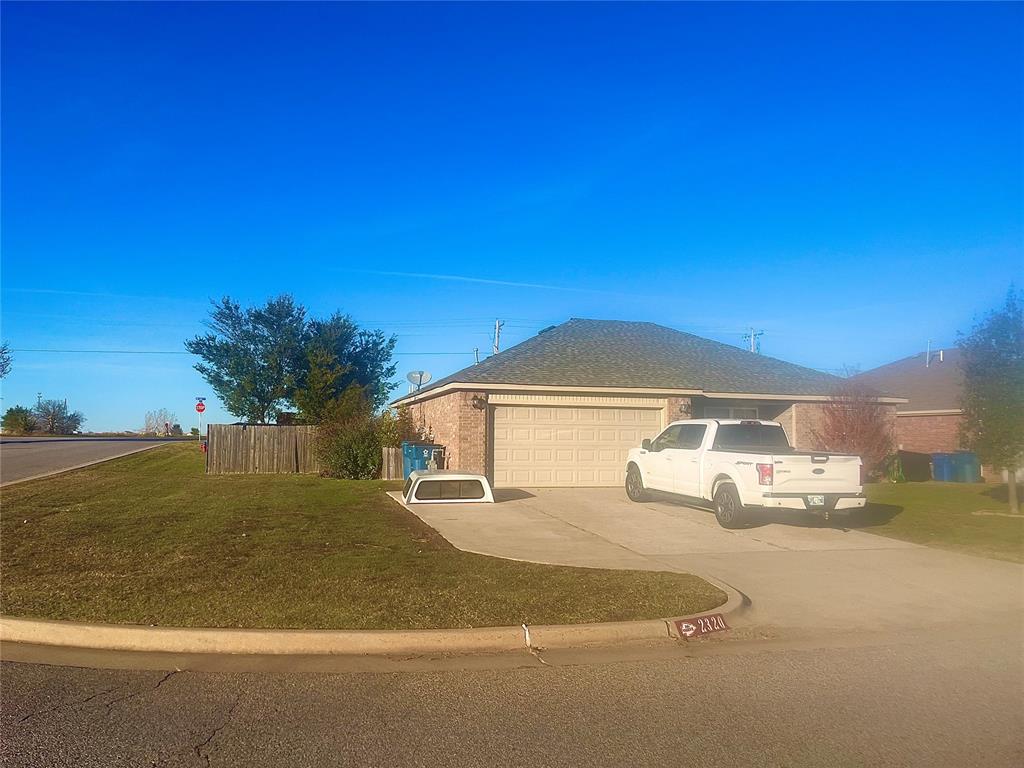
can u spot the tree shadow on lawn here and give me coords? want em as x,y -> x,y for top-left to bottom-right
982,485 -> 1010,504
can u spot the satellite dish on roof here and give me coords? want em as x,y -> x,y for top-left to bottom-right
406,370 -> 432,392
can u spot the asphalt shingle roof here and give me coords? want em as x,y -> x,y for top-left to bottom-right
399,318 -> 866,400
853,348 -> 962,412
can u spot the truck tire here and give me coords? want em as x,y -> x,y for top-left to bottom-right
625,465 -> 649,502
713,483 -> 745,529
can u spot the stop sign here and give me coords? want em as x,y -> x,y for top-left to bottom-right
195,402 -> 206,414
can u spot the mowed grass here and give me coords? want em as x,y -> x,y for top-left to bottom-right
859,482 -> 1023,563
0,444 -> 724,629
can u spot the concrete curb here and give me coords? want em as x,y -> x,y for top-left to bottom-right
0,443 -> 166,488
0,585 -> 746,657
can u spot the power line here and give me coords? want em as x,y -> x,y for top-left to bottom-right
10,348 -> 474,356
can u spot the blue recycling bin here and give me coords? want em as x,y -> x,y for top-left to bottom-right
931,453 -> 955,482
952,452 -> 982,483
402,441 -> 443,479
932,452 -> 981,482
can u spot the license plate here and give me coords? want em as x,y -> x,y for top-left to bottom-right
808,495 -> 825,507
673,613 -> 729,639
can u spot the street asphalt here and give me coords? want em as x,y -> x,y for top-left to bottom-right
2,625 -> 1021,767
0,437 -> 170,485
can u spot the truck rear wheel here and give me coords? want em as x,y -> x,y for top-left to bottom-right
625,465 -> 649,502
713,483 -> 745,529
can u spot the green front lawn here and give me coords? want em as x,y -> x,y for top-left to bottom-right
858,481 -> 1023,563
0,444 -> 724,629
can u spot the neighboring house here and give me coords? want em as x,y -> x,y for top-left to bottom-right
392,319 -> 903,488
854,348 -> 965,454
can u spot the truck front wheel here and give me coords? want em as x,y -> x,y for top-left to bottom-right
625,465 -> 649,502
713,483 -> 745,529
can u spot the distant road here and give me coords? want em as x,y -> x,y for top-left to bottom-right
0,438 -> 173,486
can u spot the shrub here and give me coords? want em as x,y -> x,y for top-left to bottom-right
809,384 -> 895,479
2,405 -> 38,435
376,406 -> 419,448
316,416 -> 382,479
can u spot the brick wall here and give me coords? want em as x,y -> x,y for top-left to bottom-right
664,396 -> 692,424
408,391 -> 489,475
894,413 -> 962,453
774,403 -> 796,445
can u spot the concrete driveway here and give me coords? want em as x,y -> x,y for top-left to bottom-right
392,487 -> 1023,635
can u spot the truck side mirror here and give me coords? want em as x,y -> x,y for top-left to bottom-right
641,438 -> 652,451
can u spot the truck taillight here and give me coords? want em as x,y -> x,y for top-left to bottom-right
756,463 -> 773,485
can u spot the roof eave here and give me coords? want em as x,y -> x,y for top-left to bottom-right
391,382 -> 909,407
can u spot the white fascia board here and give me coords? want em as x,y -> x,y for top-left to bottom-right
701,392 -> 909,404
392,382 -> 908,407
392,382 -> 702,406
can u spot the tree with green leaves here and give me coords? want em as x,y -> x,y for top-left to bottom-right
958,288 -> 1024,513
185,296 -> 308,424
292,313 -> 398,421
2,405 -> 37,434
34,399 -> 85,434
186,296 -> 398,424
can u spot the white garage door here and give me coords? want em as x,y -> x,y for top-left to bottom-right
492,406 -> 661,487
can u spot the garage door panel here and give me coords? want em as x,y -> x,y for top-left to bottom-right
492,405 -> 661,487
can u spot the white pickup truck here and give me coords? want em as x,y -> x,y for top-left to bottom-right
624,419 -> 866,528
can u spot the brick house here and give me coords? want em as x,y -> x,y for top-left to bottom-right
854,349 -> 965,454
392,319 -> 903,488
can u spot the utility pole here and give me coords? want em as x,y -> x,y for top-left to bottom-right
474,347 -> 480,364
742,328 -> 764,354
493,319 -> 504,355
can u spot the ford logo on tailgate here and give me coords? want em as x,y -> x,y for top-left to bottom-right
812,468 -> 825,475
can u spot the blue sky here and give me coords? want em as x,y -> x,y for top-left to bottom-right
2,2 -> 1021,431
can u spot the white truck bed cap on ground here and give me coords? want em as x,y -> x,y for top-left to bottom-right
403,470 -> 495,504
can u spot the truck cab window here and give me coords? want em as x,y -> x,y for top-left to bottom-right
651,425 -> 683,450
678,424 -> 707,449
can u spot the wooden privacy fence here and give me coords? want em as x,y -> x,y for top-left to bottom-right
381,446 -> 403,480
206,424 -> 320,474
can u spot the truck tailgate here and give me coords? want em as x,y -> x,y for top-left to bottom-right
771,454 -> 861,494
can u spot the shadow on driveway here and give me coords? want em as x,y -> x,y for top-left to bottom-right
651,493 -> 905,531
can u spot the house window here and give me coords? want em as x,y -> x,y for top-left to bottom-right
704,406 -> 759,419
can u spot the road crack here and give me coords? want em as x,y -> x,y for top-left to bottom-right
193,697 -> 240,767
17,683 -> 124,724
103,669 -> 180,717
